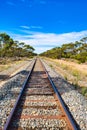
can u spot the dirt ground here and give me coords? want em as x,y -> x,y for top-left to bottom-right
44,57 -> 87,98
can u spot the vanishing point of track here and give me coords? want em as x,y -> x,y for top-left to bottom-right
3,58 -> 77,130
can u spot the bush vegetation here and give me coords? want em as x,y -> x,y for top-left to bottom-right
40,37 -> 87,63
0,33 -> 37,58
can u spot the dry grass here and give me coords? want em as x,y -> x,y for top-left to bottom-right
44,57 -> 87,80
0,65 -> 10,72
43,57 -> 87,98
54,59 -> 87,75
0,57 -> 29,72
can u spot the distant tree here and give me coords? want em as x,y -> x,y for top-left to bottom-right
40,38 -> 87,63
74,41 -> 82,48
0,33 -> 10,43
19,42 -> 25,48
0,33 -> 35,58
23,44 -> 35,52
80,37 -> 87,43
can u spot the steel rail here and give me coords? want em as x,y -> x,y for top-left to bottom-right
40,58 -> 78,130
3,58 -> 36,130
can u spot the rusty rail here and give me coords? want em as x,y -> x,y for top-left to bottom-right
40,58 -> 78,130
3,58 -> 36,130
3,58 -> 78,130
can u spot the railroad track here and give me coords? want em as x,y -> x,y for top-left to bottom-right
3,58 -> 77,130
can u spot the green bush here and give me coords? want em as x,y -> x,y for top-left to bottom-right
75,52 -> 87,63
81,87 -> 87,96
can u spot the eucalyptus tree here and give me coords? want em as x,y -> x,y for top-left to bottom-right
0,33 -> 13,57
80,37 -> 87,43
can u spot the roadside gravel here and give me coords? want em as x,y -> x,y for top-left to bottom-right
0,60 -> 32,87
0,59 -> 35,129
42,59 -> 87,130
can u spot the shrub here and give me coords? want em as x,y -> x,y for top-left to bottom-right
81,87 -> 87,96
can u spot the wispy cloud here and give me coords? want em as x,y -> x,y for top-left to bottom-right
20,25 -> 42,30
20,26 -> 30,29
7,1 -> 16,6
6,30 -> 87,53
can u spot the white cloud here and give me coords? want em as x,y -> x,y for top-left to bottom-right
20,25 -> 42,30
31,26 -> 43,29
20,26 -> 30,29
7,30 -> 87,54
35,46 -> 52,53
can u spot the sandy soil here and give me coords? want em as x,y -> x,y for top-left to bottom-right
0,59 -> 31,88
54,59 -> 87,75
44,57 -> 87,89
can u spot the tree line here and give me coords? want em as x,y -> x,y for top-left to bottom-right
40,37 -> 87,63
0,33 -> 37,58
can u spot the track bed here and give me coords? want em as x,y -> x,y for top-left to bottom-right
3,59 -> 77,130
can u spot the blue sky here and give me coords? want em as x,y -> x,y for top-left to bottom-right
0,0 -> 87,53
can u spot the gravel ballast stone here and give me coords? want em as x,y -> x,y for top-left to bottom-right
42,59 -> 87,130
0,59 -> 35,129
